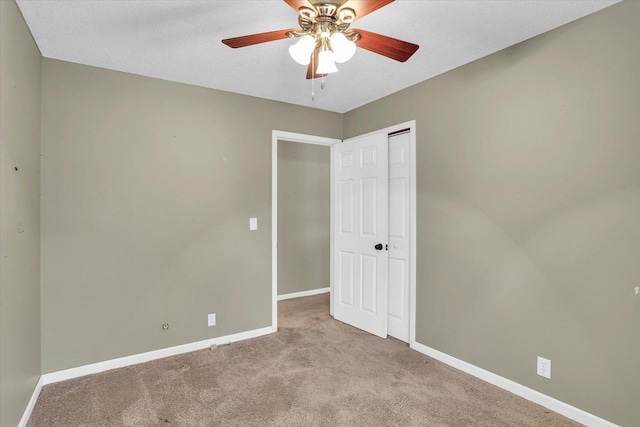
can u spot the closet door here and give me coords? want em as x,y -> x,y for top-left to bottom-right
387,131 -> 411,342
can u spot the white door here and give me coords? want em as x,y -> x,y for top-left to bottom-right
332,132 -> 389,338
387,131 -> 411,342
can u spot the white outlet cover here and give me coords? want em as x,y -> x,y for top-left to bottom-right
208,313 -> 216,327
537,356 -> 551,379
249,217 -> 257,231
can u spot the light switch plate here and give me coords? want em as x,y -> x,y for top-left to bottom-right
249,217 -> 257,231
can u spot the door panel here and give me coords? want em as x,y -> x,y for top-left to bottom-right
361,177 -> 377,236
360,254 -> 377,313
333,132 -> 388,338
339,180 -> 354,234
388,258 -> 406,320
389,177 -> 406,239
339,251 -> 354,306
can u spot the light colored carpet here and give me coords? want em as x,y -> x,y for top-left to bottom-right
28,294 -> 580,426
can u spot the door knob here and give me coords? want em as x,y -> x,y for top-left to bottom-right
375,243 -> 383,251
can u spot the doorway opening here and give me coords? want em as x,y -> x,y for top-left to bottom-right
271,130 -> 341,331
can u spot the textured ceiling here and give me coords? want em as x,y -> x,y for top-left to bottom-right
17,0 -> 619,113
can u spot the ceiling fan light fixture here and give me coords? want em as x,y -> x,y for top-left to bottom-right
298,7 -> 316,21
289,35 -> 316,65
329,32 -> 356,63
338,8 -> 356,24
316,50 -> 339,74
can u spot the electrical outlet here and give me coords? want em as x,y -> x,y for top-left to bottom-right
208,313 -> 216,327
537,356 -> 551,379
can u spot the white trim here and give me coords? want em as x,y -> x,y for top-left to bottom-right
272,134 -> 278,331
272,130 -> 341,331
18,376 -> 44,427
277,287 -> 330,301
272,130 -> 340,147
410,341 -> 619,427
40,326 -> 275,386
408,122 -> 417,347
329,146 -> 335,317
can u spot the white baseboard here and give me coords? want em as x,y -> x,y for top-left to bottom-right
277,287 -> 330,301
40,325 -> 275,386
17,376 -> 44,427
410,341 -> 618,427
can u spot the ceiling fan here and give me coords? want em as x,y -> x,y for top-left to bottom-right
222,0 -> 419,80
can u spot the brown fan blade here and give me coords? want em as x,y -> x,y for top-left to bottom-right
354,29 -> 419,62
340,0 -> 394,21
283,0 -> 314,13
222,29 -> 298,48
306,50 -> 328,80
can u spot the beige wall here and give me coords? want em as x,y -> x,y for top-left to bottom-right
277,140 -> 330,296
40,59 -> 342,373
0,1 -> 42,426
344,2 -> 639,425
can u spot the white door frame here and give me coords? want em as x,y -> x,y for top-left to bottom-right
271,130 -> 341,330
330,121 -> 417,345
271,121 -> 417,347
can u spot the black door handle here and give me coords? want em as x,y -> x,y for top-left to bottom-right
375,243 -> 383,251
